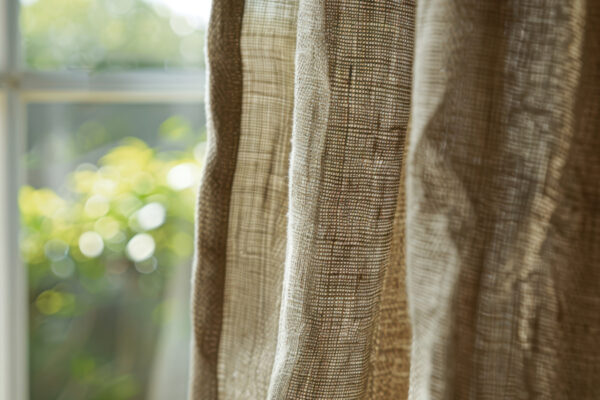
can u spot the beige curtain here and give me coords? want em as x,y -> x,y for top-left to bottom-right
190,0 -> 600,398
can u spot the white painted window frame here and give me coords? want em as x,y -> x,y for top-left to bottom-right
0,1 -> 205,398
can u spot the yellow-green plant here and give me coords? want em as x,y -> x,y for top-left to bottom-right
20,138 -> 203,400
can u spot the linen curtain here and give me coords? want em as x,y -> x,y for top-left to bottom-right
190,0 -> 600,398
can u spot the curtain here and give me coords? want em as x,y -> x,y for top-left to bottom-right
190,0 -> 600,398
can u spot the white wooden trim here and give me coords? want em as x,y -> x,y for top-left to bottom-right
1,0 -> 28,398
0,90 -> 28,400
8,70 -> 205,97
0,90 -> 11,400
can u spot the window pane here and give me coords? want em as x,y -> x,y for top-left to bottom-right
21,102 -> 206,400
20,0 -> 210,71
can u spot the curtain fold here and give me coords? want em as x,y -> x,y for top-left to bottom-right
267,0 -> 414,397
191,0 -> 600,398
190,0 -> 244,397
407,1 -> 600,398
218,0 -> 298,398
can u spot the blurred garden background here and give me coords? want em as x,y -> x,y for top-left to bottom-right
17,0 -> 209,399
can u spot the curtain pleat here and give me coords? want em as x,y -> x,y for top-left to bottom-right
191,0 -> 600,398
217,0 -> 298,398
190,0 -> 244,397
364,128 -> 411,399
407,0 -> 600,398
267,0 -> 414,398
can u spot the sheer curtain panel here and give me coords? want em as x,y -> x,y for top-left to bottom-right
191,0 -> 600,399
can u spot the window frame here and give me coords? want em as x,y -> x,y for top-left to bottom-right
0,0 -> 205,398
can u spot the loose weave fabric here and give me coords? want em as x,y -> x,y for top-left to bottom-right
267,0 -> 414,397
407,0 -> 600,398
190,0 -> 244,397
217,0 -> 298,398
191,0 -> 600,398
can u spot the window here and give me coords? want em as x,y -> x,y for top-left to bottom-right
0,1 -> 209,399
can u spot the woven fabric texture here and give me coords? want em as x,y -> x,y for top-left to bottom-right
217,0 -> 298,398
267,0 -> 414,398
189,0 -> 244,397
407,1 -> 600,398
191,0 -> 600,398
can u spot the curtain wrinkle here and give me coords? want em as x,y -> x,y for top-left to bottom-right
191,0 -> 600,398
189,0 -> 245,397
266,0 -> 331,395
365,126 -> 412,399
407,1 -> 600,398
266,0 -> 414,398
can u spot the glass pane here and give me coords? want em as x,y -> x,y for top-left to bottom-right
20,0 -> 210,71
21,102 -> 206,400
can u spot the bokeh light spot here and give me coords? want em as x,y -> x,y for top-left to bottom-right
135,202 -> 166,231
51,258 -> 76,279
135,256 -> 158,274
35,290 -> 63,315
78,231 -> 104,258
93,178 -> 117,197
167,162 -> 198,190
126,233 -> 155,262
94,216 -> 121,239
84,195 -> 110,218
44,239 -> 69,261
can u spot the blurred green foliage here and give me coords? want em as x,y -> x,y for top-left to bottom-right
21,0 -> 205,70
19,1 -> 207,398
20,138 -> 203,399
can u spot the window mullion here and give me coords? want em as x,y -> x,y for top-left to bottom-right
19,71 -> 205,102
0,90 -> 28,400
1,0 -> 27,399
